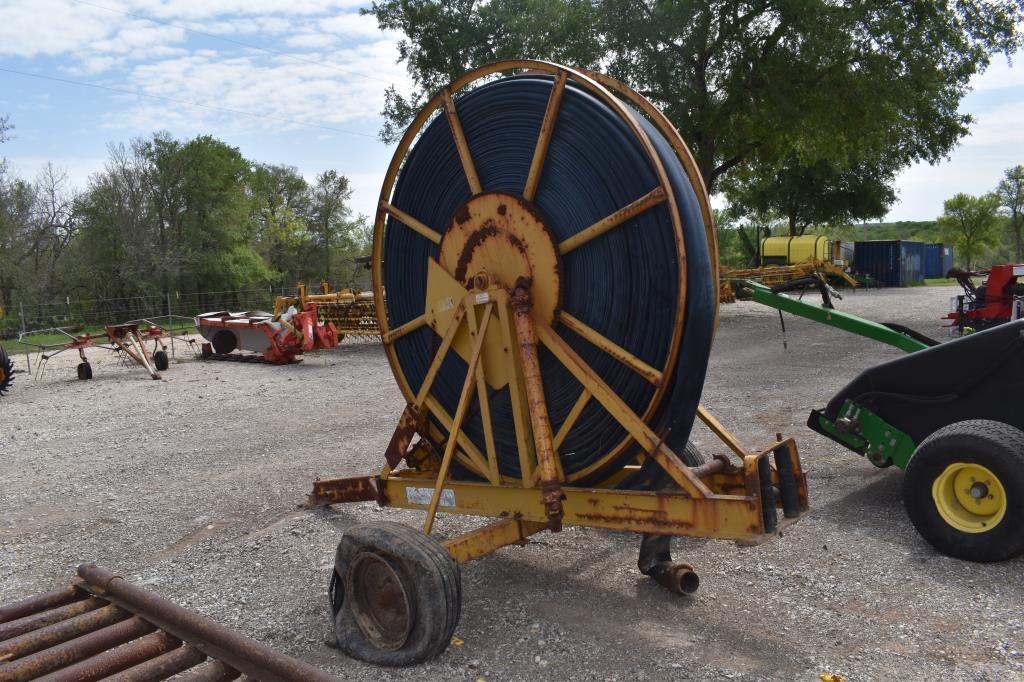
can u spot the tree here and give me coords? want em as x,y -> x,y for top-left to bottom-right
249,163 -> 311,285
308,170 -> 356,283
366,0 -> 1023,194
996,165 -> 1024,262
937,193 -> 1002,270
714,205 -> 778,267
724,152 -> 897,236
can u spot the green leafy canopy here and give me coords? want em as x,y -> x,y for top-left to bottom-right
367,0 -> 1023,230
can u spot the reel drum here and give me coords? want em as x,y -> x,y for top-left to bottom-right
373,61 -> 718,485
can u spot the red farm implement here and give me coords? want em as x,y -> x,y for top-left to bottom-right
31,322 -> 188,382
195,302 -> 339,364
946,264 -> 1024,335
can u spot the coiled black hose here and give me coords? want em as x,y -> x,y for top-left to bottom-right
382,75 -> 715,486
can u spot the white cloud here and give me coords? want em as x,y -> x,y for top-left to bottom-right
0,0 -> 115,57
102,38 -> 409,136
284,33 -> 339,49
319,12 -> 388,40
961,101 -> 1024,147
970,51 -> 1024,92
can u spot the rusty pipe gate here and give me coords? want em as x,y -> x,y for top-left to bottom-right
0,564 -> 338,682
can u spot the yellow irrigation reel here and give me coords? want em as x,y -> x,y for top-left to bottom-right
311,60 -> 809,666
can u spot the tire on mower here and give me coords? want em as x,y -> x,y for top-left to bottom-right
211,330 -> 237,355
153,350 -> 169,371
76,362 -> 93,381
330,521 -> 461,666
904,420 -> 1024,562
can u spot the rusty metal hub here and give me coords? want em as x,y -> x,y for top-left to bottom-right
347,553 -> 414,651
439,191 -> 562,323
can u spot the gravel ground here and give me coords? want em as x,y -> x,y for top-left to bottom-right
2,285 -> 1022,681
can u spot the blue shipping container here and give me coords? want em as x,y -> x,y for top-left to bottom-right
922,243 -> 954,278
854,240 -> 926,287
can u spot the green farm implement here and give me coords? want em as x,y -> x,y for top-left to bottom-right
734,277 -> 1024,562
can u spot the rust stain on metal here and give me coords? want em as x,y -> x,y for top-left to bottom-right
454,223 -> 500,284
384,404 -> 420,468
453,204 -> 471,224
309,476 -> 381,507
0,565 -> 340,682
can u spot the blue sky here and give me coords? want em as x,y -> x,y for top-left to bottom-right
1,0 -> 1022,224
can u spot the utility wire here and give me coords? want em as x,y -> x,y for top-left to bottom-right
0,66 -> 378,139
67,0 -> 393,85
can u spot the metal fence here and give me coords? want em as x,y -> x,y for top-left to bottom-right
1,287 -> 298,339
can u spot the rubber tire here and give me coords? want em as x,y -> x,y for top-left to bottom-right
153,350 -> 169,371
0,346 -> 13,396
681,440 -> 706,467
331,522 -> 461,666
77,362 -> 93,381
904,420 -> 1024,562
211,330 -> 237,355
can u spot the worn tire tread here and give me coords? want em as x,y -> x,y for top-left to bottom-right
904,420 -> 1024,562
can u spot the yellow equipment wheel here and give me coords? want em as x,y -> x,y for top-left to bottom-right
931,462 -> 1007,532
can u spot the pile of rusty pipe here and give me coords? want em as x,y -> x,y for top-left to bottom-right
75,564 -> 338,682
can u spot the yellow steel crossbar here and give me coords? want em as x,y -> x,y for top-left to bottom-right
381,475 -> 767,540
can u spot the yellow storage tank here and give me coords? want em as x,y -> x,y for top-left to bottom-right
760,235 -> 830,266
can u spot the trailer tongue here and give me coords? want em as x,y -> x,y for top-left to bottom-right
733,277 -> 1024,562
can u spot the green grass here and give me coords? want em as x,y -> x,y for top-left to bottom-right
1,321 -> 197,352
923,278 -> 959,286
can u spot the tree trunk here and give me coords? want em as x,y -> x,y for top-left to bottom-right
1015,213 -> 1022,263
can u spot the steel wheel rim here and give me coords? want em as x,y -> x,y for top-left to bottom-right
347,552 -> 414,651
931,461 -> 1007,533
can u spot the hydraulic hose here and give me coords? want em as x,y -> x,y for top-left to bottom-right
381,74 -> 716,486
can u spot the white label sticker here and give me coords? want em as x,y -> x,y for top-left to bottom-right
437,296 -> 455,312
475,292 -> 491,304
1014,266 -> 1024,277
406,487 -> 456,507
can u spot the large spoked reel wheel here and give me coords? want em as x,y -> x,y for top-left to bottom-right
373,60 -> 719,486
0,346 -> 14,396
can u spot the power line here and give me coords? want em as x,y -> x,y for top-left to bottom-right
0,66 -> 378,139
67,0 -> 393,85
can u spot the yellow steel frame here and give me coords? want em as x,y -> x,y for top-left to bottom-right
310,61 -> 809,568
312,280 -> 809,563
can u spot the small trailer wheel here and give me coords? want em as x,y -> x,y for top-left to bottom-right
330,522 -> 461,666
904,420 -> 1024,562
153,350 -> 169,371
77,362 -> 93,380
0,346 -> 14,396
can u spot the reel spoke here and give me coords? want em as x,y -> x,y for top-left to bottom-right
467,305 -> 501,483
560,311 -> 663,385
383,313 -> 427,344
379,200 -> 440,245
523,70 -> 568,202
554,389 -> 591,451
442,88 -> 483,196
558,186 -> 667,255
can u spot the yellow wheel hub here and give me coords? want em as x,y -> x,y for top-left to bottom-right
932,462 -> 1007,533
